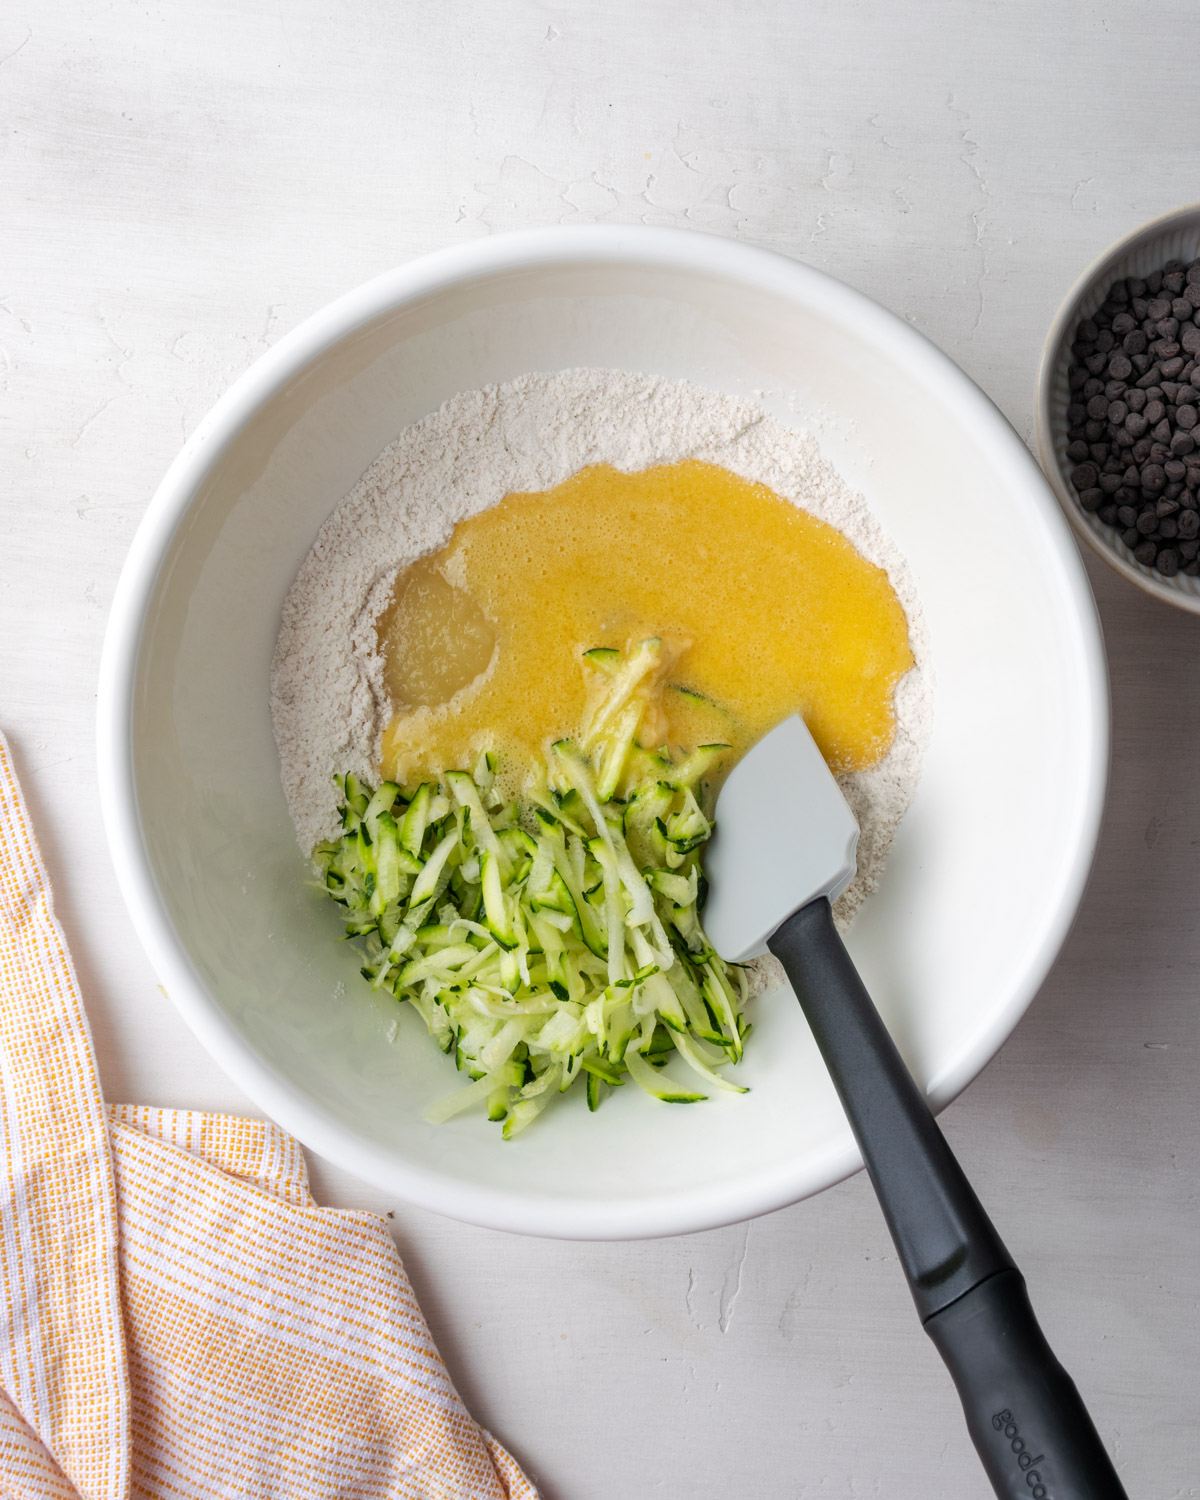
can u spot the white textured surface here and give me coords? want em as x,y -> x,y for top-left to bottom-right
1,3 -> 1196,1496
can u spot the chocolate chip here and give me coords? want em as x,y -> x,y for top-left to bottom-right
1178,404 -> 1199,430
1163,357 -> 1186,377
1087,394 -> 1109,419
1097,502 -> 1118,524
1148,297 -> 1172,319
1179,509 -> 1200,539
1153,419 -> 1173,442
1124,329 -> 1149,355
1135,539 -> 1159,564
1125,411 -> 1149,437
1158,548 -> 1180,575
1160,516 -> 1179,538
1158,496 -> 1181,516
1108,354 -> 1133,380
1172,431 -> 1196,455
1166,459 -> 1187,482
1117,504 -> 1138,527
1142,463 -> 1167,490
1145,399 -> 1165,424
1127,388 -> 1147,412
1136,509 -> 1159,534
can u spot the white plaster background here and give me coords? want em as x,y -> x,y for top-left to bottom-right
1,2 -> 1196,1495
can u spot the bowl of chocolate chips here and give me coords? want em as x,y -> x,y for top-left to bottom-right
1036,202 -> 1200,608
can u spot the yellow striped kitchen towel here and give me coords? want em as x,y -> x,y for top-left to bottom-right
0,731 -> 537,1500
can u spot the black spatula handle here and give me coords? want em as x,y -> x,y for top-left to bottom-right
925,1266 -> 1127,1500
768,898 -> 1127,1500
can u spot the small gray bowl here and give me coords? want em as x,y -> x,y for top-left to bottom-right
1035,201 -> 1200,612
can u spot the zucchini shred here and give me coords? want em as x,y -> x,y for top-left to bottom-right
314,638 -> 751,1138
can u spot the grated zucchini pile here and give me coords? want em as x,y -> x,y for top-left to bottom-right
314,639 -> 750,1137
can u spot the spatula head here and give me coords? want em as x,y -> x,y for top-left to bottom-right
703,716 -> 859,963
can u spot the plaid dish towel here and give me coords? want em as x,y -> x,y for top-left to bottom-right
0,732 -> 537,1500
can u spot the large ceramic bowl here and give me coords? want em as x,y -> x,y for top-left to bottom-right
98,227 -> 1108,1240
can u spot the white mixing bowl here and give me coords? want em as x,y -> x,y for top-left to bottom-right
98,227 -> 1107,1239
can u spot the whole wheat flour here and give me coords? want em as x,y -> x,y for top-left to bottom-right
270,369 -> 931,933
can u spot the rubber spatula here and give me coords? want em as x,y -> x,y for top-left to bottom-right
703,716 -> 1127,1500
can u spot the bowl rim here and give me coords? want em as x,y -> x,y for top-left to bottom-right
97,225 -> 1109,1239
1034,198 -> 1200,612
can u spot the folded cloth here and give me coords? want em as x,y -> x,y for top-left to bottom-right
0,733 -> 537,1500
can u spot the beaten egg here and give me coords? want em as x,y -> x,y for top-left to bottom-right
377,460 -> 912,786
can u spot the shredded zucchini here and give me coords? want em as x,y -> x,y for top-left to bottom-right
314,639 -> 749,1137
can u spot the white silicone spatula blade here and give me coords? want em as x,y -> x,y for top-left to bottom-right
702,715 -> 859,963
